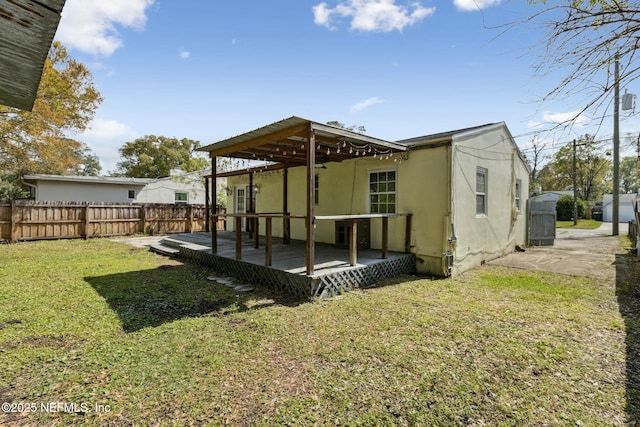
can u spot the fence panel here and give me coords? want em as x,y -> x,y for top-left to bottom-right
0,201 -> 224,242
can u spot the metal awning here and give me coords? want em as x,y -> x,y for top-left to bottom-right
200,116 -> 407,175
0,0 -> 66,111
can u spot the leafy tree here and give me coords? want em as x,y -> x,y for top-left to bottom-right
0,42 -> 102,199
115,135 -> 208,178
556,194 -> 585,221
620,156 -> 639,193
537,135 -> 610,202
326,121 -> 366,133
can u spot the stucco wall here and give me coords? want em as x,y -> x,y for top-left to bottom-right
450,127 -> 529,275
34,181 -> 145,202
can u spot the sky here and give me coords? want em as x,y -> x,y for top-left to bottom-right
53,0 -> 640,174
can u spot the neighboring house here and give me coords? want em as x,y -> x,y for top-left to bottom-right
530,190 -> 573,204
602,193 -> 638,223
211,118 -> 529,277
21,169 -> 214,205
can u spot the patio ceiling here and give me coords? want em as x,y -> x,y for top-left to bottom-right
200,116 -> 408,175
0,0 -> 66,111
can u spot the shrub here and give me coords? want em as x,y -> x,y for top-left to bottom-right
556,194 -> 585,221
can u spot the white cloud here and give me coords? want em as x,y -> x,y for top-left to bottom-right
453,0 -> 501,11
542,111 -> 589,127
313,0 -> 435,32
179,50 -> 190,59
350,97 -> 384,113
80,118 -> 138,173
56,0 -> 155,56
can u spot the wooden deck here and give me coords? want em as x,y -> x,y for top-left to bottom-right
156,231 -> 415,299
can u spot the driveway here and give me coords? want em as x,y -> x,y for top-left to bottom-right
489,222 -> 629,281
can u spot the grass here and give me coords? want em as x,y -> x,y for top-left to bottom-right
0,238 -> 634,425
556,219 -> 603,229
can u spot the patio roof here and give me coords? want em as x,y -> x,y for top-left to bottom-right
0,0 -> 66,111
199,116 -> 407,174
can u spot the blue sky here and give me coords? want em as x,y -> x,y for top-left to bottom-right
54,0 -> 640,173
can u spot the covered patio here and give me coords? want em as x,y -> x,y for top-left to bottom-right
196,116 -> 415,297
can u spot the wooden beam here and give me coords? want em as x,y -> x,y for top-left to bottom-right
283,165 -> 290,244
306,127 -> 315,275
381,216 -> 388,259
211,156 -> 217,254
265,217 -> 272,266
349,219 -> 358,266
235,216 -> 242,260
206,122 -> 310,157
254,216 -> 259,249
248,172 -> 254,238
204,177 -> 210,232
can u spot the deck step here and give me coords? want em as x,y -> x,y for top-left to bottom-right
149,243 -> 180,256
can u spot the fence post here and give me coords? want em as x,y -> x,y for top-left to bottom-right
84,204 -> 91,239
139,204 -> 146,234
186,205 -> 193,233
10,200 -> 19,242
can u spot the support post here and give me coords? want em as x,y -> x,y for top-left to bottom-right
248,173 -> 254,238
84,204 -> 91,239
283,165 -> 290,244
254,216 -> 259,249
349,219 -> 358,266
235,216 -> 242,260
306,127 -> 316,275
204,177 -> 210,232
381,216 -> 389,259
211,156 -> 218,254
10,201 -> 19,242
186,204 -> 193,233
265,217 -> 272,266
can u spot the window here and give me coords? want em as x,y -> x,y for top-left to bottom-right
515,179 -> 522,212
236,188 -> 245,213
369,170 -> 396,214
175,192 -> 188,204
314,174 -> 319,205
476,167 -> 487,215
127,190 -> 136,199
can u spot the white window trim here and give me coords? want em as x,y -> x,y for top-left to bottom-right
367,168 -> 398,214
476,167 -> 488,217
515,179 -> 522,213
174,191 -> 189,204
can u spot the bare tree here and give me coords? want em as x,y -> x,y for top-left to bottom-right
526,1 -> 640,127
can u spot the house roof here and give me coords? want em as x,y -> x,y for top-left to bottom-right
199,116 -> 408,171
395,123 -> 500,146
0,0 -> 66,111
22,174 -> 155,186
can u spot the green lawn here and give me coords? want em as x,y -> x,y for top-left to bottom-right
0,238 -> 636,425
556,219 -> 603,229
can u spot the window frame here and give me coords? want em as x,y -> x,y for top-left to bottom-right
368,169 -> 397,214
127,189 -> 136,199
174,191 -> 189,204
476,167 -> 488,216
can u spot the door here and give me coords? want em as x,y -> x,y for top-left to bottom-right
234,187 -> 246,231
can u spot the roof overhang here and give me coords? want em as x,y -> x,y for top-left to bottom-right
200,116 -> 408,176
0,0 -> 66,111
22,174 -> 155,186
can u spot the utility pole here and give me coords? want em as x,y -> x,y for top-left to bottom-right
573,139 -> 578,225
613,53 -> 620,235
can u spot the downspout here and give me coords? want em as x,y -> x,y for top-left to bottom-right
20,178 -> 36,200
444,143 -> 456,276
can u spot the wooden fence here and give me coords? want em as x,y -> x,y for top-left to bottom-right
0,201 -> 226,242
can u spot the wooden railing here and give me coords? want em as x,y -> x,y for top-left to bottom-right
211,212 -> 412,272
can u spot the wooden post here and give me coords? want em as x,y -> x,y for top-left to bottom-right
349,219 -> 358,266
381,216 -> 389,259
254,216 -> 259,249
283,165 -> 290,244
84,204 -> 91,239
204,177 -> 210,232
265,216 -> 272,266
235,216 -> 242,260
140,204 -> 146,234
405,214 -> 412,253
186,204 -> 193,233
248,173 -> 254,238
306,127 -> 316,275
211,156 -> 218,254
10,200 -> 18,243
